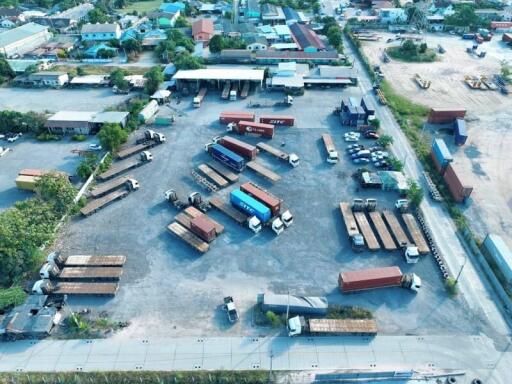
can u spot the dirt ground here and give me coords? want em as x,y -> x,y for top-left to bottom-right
361,32 -> 512,246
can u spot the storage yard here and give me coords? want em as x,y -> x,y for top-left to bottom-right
361,31 -> 512,241
52,88 -> 501,340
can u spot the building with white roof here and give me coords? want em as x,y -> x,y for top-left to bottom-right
0,22 -> 52,58
45,111 -> 129,135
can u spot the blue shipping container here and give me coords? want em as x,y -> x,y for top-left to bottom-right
432,138 -> 453,166
230,189 -> 271,223
454,119 -> 468,146
463,33 -> 475,40
210,144 -> 245,172
483,234 -> 512,284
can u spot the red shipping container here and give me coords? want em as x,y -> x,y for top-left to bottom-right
219,112 -> 255,124
219,136 -> 258,160
443,163 -> 473,203
427,108 -> 466,124
233,121 -> 275,138
190,216 -> 216,243
240,182 -> 281,216
259,115 -> 295,126
503,33 -> 512,43
430,150 -> 446,175
339,267 -> 403,292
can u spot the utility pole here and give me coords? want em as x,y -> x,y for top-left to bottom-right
455,253 -> 468,284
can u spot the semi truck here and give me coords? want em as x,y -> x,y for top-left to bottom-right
197,164 -> 229,188
207,161 -> 239,183
193,87 -> 207,108
47,252 -> 126,267
226,121 -> 275,139
246,161 -> 281,182
168,222 -> 209,253
259,115 -> 294,126
230,189 -> 284,235
219,111 -> 256,124
256,142 -> 299,167
338,266 -> 421,293
402,213 -> 430,254
217,136 -> 258,160
339,202 -> 364,251
80,182 -> 138,217
209,196 -> 262,233
98,151 -> 153,181
90,175 -> 137,198
32,280 -> 119,296
205,144 -> 246,172
240,182 -> 293,227
164,189 -> 189,209
288,317 -> 378,337
322,134 -> 339,164
117,132 -> 164,159
39,263 -> 123,281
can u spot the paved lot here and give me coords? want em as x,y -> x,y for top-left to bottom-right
55,87 -> 499,340
361,32 -> 512,245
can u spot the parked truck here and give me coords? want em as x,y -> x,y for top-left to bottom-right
222,296 -> 239,323
193,87 -> 207,108
259,115 -> 295,126
97,151 -> 153,181
32,280 -> 119,296
381,209 -> 419,263
207,161 -> 239,183
90,175 -> 138,198
205,144 -> 246,172
402,213 -> 430,255
322,134 -> 339,164
81,179 -> 139,216
164,189 -> 189,209
240,182 -> 293,227
47,252 -> 126,267
338,266 -> 421,293
137,130 -> 166,145
227,121 -> 275,139
210,196 -> 262,233
230,189 -> 284,235
339,202 -> 365,251
219,111 -> 256,124
256,142 -> 299,167
217,136 -> 258,160
288,316 -> 378,337
39,263 -> 123,281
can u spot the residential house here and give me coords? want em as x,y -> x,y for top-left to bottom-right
475,8 -> 505,21
199,1 -> 231,14
270,42 -> 298,50
220,49 -> 253,63
141,29 -> 167,47
81,23 -> 121,41
246,35 -> 267,50
160,2 -> 186,14
148,11 -> 180,28
427,15 -> 445,31
220,19 -> 257,38
245,0 -> 261,20
46,111 -> 129,135
378,8 -> 407,24
192,19 -> 214,42
0,22 -> 52,58
0,6 -> 23,25
261,4 -> 285,24
273,24 -> 292,41
7,59 -> 52,74
289,23 -> 325,52
257,25 -> 278,41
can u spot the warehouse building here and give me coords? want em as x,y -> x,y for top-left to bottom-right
45,111 -> 129,135
0,22 -> 52,58
172,68 -> 264,92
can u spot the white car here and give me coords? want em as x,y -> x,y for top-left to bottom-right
344,135 -> 359,142
89,144 -> 103,151
7,133 -> 22,143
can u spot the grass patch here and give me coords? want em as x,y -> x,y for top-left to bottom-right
117,0 -> 161,14
252,304 -> 286,327
386,47 -> 437,63
50,65 -> 149,77
36,132 -> 61,141
327,305 -> 373,319
61,313 -> 126,339
444,277 -> 459,297
0,287 -> 27,311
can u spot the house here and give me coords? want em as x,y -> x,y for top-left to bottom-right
254,50 -> 338,64
32,3 -> 93,31
46,111 -> 130,135
192,19 -> 214,42
378,8 -> 407,24
81,23 -> 121,41
273,24 -> 292,41
0,18 -> 15,28
220,19 -> 257,38
427,15 -> 445,31
270,42 -> 298,50
147,11 -> 180,28
220,49 -> 253,63
289,23 -> 325,52
0,6 -> 23,25
245,0 -> 261,19
246,35 -> 267,51
141,29 -> 167,47
159,2 -> 186,14
475,8 -> 505,21
7,59 -> 52,74
261,4 -> 285,24
16,71 -> 69,87
0,22 -> 52,58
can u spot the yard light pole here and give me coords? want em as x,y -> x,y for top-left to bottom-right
455,253 -> 468,284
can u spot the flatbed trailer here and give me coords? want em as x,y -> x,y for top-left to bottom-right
116,142 -> 154,159
198,164 -> 229,188
353,211 -> 380,251
368,211 -> 397,251
402,213 -> 430,254
52,282 -> 119,296
382,210 -> 410,247
256,142 -> 289,161
90,175 -> 133,198
80,189 -> 129,216
246,161 -> 281,182
58,267 -> 123,280
59,255 -> 126,267
207,161 -> 239,183
339,202 -> 360,239
184,206 -> 224,235
167,222 -> 209,253
308,318 -> 378,335
209,196 -> 248,225
241,81 -> 250,98
98,158 -> 146,181
221,81 -> 231,99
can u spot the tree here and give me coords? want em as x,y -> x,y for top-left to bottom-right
144,66 -> 164,95
377,134 -> 393,148
444,5 -> 480,27
97,49 -> 116,59
0,110 -> 46,134
327,26 -> 342,49
209,35 -> 223,53
76,154 -> 99,180
76,66 -> 87,76
500,60 -> 511,82
36,173 -> 77,216
110,68 -> 130,91
418,43 -> 427,53
388,156 -> 404,172
406,179 -> 424,208
97,123 -> 128,152
88,8 -> 110,24
369,118 -> 381,129
174,16 -> 189,28
0,58 -> 15,84
122,38 -> 141,53
401,39 -> 417,54
174,53 -> 204,70
24,64 -> 38,75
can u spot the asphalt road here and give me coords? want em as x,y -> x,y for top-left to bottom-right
343,36 -> 511,339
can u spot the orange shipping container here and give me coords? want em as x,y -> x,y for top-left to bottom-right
443,163 -> 473,203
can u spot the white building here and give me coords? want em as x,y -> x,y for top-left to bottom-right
379,8 -> 408,24
0,22 -> 52,58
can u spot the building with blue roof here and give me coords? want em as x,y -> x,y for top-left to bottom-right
159,2 -> 185,13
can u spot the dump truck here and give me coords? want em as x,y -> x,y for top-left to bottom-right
339,266 -> 421,293
90,175 -> 137,198
39,263 -> 123,281
402,213 -> 430,254
368,211 -> 397,251
205,144 -> 246,172
322,134 -> 339,164
47,252 -> 126,267
197,164 -> 229,188
230,189 -> 284,235
97,151 -> 153,181
240,182 -> 293,227
32,280 -> 119,296
217,136 -> 258,160
256,142 -> 299,167
227,121 -> 275,139
339,202 -> 364,251
259,115 -> 295,126
168,222 -> 209,253
247,161 -> 281,182
288,316 -> 378,337
193,87 -> 207,108
207,161 -> 239,183
219,111 -> 256,124
209,196 -> 261,233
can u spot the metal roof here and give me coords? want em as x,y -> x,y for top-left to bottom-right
81,23 -> 119,34
91,111 -> 129,124
47,111 -> 96,122
289,23 -> 325,50
192,18 -> 214,36
173,68 -> 264,81
0,22 -> 48,48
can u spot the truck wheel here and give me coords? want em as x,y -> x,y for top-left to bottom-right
472,379 -> 482,384
443,272 -> 449,279
447,378 -> 457,384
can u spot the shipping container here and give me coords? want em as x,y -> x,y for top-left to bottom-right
339,266 -> 403,292
430,151 -> 445,175
443,163 -> 473,203
454,119 -> 468,146
219,136 -> 258,160
209,144 -> 246,172
502,33 -> 512,43
15,175 -> 38,191
260,293 -> 328,316
230,189 -> 271,223
232,121 -> 275,138
219,111 -> 256,124
462,33 -> 475,40
360,97 -> 375,117
431,138 -> 453,170
482,234 -> 512,284
259,115 -> 295,126
190,216 -> 217,243
428,108 -> 466,124
240,182 -> 281,216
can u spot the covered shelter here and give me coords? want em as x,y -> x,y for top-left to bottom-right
172,68 -> 264,93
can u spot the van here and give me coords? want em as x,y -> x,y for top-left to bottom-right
353,149 -> 371,159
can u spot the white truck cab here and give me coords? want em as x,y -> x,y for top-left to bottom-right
32,279 -> 51,295
327,150 -> 339,164
395,199 -> 409,211
409,274 -> 422,292
272,217 -> 285,235
248,216 -> 262,233
39,262 -> 59,279
287,315 -> 304,337
404,246 -> 419,263
127,179 -> 140,191
288,153 -> 299,167
141,151 -> 153,161
229,90 -> 237,101
285,95 -> 294,105
280,210 -> 293,227
226,122 -> 237,132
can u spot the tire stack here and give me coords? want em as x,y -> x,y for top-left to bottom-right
416,209 -> 450,280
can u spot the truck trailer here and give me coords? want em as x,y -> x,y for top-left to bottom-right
259,293 -> 328,316
97,151 -> 153,181
368,211 -> 397,251
193,87 -> 207,108
401,213 -> 430,254
322,134 -> 339,164
240,182 -> 293,227
218,136 -> 258,160
39,263 -> 123,281
227,121 -> 275,138
246,161 -> 281,182
256,142 -> 299,167
219,111 -> 256,124
205,144 -> 246,172
339,266 -> 421,293
288,316 -> 378,336
339,202 -> 364,251
197,164 -> 229,188
167,222 -> 209,253
259,115 -> 295,126
81,188 -> 133,217
207,161 -> 239,183
353,211 -> 380,251
47,252 -> 126,267
90,175 -> 137,198
32,280 -> 119,296
116,133 -> 164,160
210,196 -> 261,233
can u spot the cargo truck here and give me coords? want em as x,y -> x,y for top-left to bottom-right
381,209 -> 419,263
205,144 -> 246,172
227,121 -> 275,139
259,115 -> 295,126
218,136 -> 258,160
230,189 -> 284,235
322,134 -> 339,164
353,211 -> 380,251
209,196 -> 261,233
339,202 -> 364,251
240,182 -> 293,227
164,189 -> 189,209
47,252 -> 126,267
219,111 -> 256,124
39,263 -> 123,281
193,87 -> 207,108
339,266 -> 421,293
288,317 -> 378,337
98,151 -> 152,181
90,176 -> 137,198
256,142 -> 299,167
32,280 -> 119,296
81,179 -> 139,216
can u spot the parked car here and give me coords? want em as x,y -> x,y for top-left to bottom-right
364,131 -> 380,139
375,161 -> 389,168
352,150 -> 371,159
353,158 -> 370,164
345,136 -> 359,142
0,134 -> 5,140
7,133 -> 22,143
348,147 -> 365,154
347,144 -> 363,150
370,146 -> 384,152
89,144 -> 103,151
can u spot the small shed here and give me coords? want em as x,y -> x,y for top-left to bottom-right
150,89 -> 171,104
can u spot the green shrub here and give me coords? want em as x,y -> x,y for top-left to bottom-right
444,277 -> 458,297
37,133 -> 61,141
0,287 -> 27,311
265,311 -> 283,327
71,134 -> 87,142
327,305 -> 373,319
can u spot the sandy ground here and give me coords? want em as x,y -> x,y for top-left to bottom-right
361,32 -> 512,245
